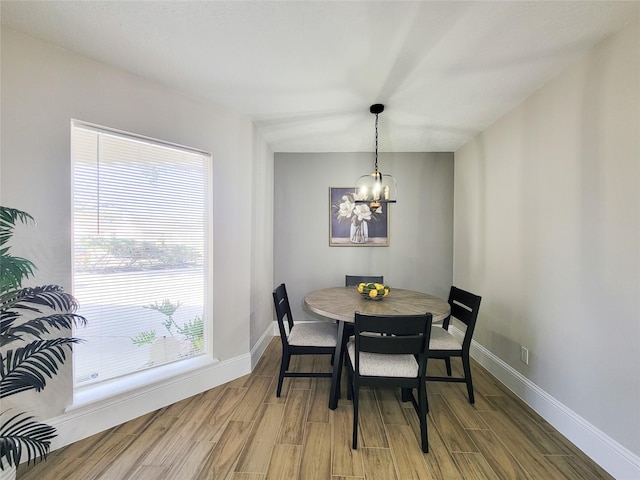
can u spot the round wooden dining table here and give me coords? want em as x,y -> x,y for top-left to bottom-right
303,286 -> 451,409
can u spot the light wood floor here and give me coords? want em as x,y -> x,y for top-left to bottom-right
20,338 -> 612,480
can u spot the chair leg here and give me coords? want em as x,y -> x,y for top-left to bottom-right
401,387 -> 411,402
346,362 -> 353,401
352,384 -> 359,449
418,381 -> 429,453
462,353 -> 475,404
276,353 -> 289,397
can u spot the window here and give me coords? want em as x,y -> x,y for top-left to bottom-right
72,121 -> 211,388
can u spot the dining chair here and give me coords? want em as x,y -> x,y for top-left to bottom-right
272,283 -> 338,397
427,286 -> 482,404
345,275 -> 384,287
344,275 -> 386,335
344,276 -> 384,337
346,311 -> 433,453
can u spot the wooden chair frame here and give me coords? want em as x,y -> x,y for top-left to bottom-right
427,286 -> 482,403
346,312 -> 433,453
273,283 -> 336,397
345,275 -> 384,287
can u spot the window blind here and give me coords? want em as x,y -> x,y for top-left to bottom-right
72,121 -> 210,387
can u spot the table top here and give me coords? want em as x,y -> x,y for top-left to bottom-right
304,286 -> 450,323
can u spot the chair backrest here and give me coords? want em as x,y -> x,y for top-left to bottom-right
273,283 -> 294,345
353,312 -> 433,376
447,286 -> 482,349
345,275 -> 384,287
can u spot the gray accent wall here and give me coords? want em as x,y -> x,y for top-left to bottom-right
274,152 -> 454,321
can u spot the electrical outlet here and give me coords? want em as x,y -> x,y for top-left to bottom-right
520,346 -> 529,365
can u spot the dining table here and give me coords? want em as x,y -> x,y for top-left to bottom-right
303,286 -> 451,410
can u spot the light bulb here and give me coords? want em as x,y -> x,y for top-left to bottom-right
373,181 -> 381,201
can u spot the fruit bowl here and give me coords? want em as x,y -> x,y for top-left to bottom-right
357,282 -> 390,301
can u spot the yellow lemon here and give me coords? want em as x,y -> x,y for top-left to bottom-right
369,289 -> 378,298
383,288 -> 389,297
357,284 -> 364,293
374,283 -> 383,289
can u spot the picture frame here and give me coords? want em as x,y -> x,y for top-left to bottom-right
329,187 -> 389,246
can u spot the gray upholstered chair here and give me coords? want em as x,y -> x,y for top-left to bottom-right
346,311 -> 433,453
427,286 -> 481,403
272,283 -> 338,397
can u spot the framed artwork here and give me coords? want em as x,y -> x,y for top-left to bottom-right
329,187 -> 389,246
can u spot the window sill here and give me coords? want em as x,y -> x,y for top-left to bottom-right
68,355 -> 218,412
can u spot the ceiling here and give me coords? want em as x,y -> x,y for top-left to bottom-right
1,1 -> 638,153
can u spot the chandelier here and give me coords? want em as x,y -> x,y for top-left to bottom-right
354,104 -> 397,212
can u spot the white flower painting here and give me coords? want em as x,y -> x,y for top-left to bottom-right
330,187 -> 389,246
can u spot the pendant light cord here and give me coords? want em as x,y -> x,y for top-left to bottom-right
374,112 -> 379,173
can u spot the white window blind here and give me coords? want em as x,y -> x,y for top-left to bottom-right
72,121 -> 211,388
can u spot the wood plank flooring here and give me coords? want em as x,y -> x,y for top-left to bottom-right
19,338 -> 613,480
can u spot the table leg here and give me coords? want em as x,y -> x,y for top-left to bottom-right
329,320 -> 346,410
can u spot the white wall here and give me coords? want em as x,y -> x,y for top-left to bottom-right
1,28 -> 273,446
454,19 -> 639,477
274,152 -> 454,320
250,125 -> 275,365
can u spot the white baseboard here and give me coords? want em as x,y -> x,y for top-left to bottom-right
47,352 -> 251,452
451,326 -> 640,480
250,322 -> 277,368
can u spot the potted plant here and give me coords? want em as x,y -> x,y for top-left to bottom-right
0,206 -> 87,478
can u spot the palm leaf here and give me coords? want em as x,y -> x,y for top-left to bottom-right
0,338 -> 84,399
0,411 -> 55,467
0,311 -> 22,346
1,285 -> 80,313
1,286 -> 87,348
0,249 -> 36,295
0,207 -> 35,248
0,312 -> 87,348
0,207 -> 37,295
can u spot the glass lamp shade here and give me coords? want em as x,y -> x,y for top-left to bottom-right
354,171 -> 397,211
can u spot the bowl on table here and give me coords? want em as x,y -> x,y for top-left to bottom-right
357,282 -> 390,301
